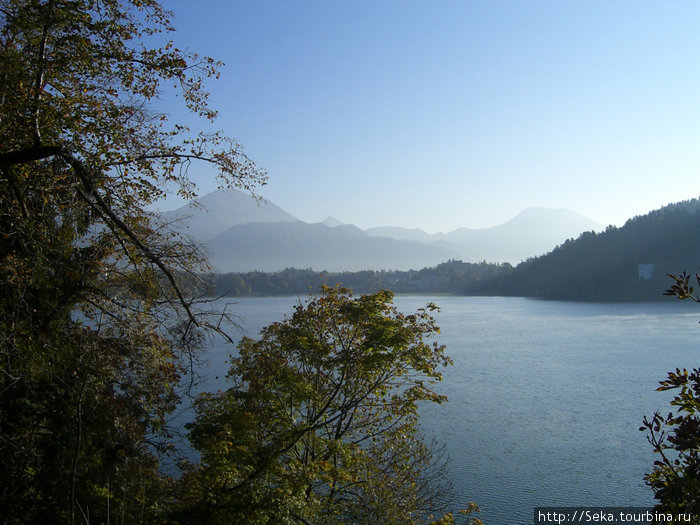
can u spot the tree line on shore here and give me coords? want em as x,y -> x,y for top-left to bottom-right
199,260 -> 513,297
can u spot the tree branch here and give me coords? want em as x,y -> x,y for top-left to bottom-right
0,145 -> 63,168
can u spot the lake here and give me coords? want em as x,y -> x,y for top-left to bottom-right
188,296 -> 699,524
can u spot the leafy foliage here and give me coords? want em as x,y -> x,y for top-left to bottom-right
641,368 -> 700,518
179,286 -> 478,525
0,0 -> 264,522
663,271 -> 700,303
641,271 -> 700,518
1,2 -> 476,523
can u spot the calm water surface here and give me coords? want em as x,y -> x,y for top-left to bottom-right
191,296 -> 699,525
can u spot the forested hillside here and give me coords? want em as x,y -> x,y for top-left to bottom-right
476,199 -> 700,301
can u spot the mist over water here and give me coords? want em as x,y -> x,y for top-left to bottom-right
190,296 -> 699,524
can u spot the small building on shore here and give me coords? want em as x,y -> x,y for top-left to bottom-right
638,264 -> 655,280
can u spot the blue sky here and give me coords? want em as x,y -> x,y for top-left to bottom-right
159,0 -> 700,233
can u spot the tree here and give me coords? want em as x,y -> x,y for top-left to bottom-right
0,1 -> 265,522
179,286 -> 480,525
640,270 -> 700,519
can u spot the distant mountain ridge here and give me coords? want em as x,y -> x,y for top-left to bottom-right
367,207 -> 602,263
207,221 -> 460,273
159,188 -> 604,272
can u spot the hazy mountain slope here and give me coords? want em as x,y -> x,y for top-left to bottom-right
162,189 -> 604,271
365,226 -> 435,243
443,207 -> 603,263
160,188 -> 298,241
367,208 -> 602,263
478,198 -> 700,301
321,216 -> 344,227
207,222 -> 460,273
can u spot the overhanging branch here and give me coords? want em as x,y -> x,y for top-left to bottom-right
1,144 -> 201,329
61,150 -> 201,328
0,145 -> 62,168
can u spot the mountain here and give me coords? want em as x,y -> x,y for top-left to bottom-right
440,207 -> 603,263
321,216 -> 344,227
365,226 -> 435,243
207,221 -> 460,273
478,198 -> 700,301
160,189 -> 605,272
159,188 -> 298,241
159,189 -> 461,272
183,195 -> 699,300
366,208 -> 603,263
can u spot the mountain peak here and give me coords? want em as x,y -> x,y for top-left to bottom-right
367,208 -> 603,263
160,188 -> 298,241
508,207 -> 601,225
321,216 -> 344,227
